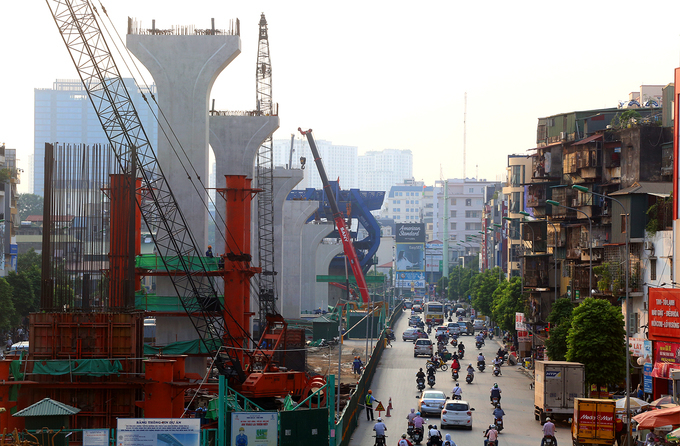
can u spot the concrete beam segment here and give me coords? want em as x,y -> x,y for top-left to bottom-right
127,33 -> 240,249
316,242 -> 344,308
300,223 -> 334,312
280,200 -> 319,319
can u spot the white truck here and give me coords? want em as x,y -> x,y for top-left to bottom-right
534,361 -> 585,423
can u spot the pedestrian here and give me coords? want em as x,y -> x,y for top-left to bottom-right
615,415 -> 624,445
365,389 -> 378,421
636,384 -> 644,400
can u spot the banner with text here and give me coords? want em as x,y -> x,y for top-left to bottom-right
396,272 -> 426,289
515,313 -> 526,331
116,419 -> 200,446
396,223 -> 426,243
648,288 -> 680,340
231,412 -> 278,446
651,341 -> 680,379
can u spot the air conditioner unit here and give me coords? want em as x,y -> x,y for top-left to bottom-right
644,241 -> 654,251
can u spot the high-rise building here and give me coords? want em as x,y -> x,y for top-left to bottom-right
381,179 -> 427,224
272,137 -> 358,189
33,79 -> 157,196
358,149 -> 413,192
0,146 -> 19,276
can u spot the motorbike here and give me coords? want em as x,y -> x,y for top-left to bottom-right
491,396 -> 500,407
416,377 -> 425,392
466,372 -> 474,384
494,417 -> 503,432
493,365 -> 501,376
476,340 -> 483,349
411,427 -> 423,444
543,436 -> 555,446
427,374 -> 436,388
427,325 -> 432,334
452,369 -> 459,381
373,434 -> 387,446
452,393 -> 462,400
477,362 -> 485,373
387,332 -> 396,342
426,359 -> 448,372
457,348 -> 465,360
489,331 -> 494,340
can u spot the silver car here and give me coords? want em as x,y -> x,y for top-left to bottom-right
418,390 -> 448,415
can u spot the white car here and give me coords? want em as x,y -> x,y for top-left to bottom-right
435,326 -> 448,338
447,322 -> 460,336
414,339 -> 433,357
440,400 -> 474,430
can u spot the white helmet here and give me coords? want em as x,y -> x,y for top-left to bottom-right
377,417 -> 383,422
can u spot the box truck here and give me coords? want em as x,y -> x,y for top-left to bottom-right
534,361 -> 585,423
571,398 -> 616,446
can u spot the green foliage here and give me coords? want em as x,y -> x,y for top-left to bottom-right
436,276 -> 448,300
612,110 -> 642,129
593,263 -> 612,294
17,249 -> 41,308
491,277 -> 523,332
566,298 -> 626,389
545,298 -> 574,361
0,278 -> 16,331
17,194 -> 44,221
447,266 -> 477,302
646,193 -> 673,237
470,267 -> 502,317
5,272 -> 37,319
0,169 -> 11,184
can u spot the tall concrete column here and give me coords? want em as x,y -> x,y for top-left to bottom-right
281,200 -> 319,319
300,223 -> 334,313
127,32 -> 240,250
315,243 -> 344,308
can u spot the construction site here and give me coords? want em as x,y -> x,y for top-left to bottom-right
0,2 -> 397,446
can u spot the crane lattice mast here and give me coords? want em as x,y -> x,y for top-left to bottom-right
255,13 -> 277,325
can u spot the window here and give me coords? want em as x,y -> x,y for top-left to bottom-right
451,235 -> 457,241
451,198 -> 457,206
416,200 -> 419,204
511,165 -> 524,187
621,214 -> 627,233
465,211 -> 479,218
450,222 -> 457,230
469,188 -> 474,193
465,199 -> 472,207
465,223 -> 482,230
450,210 -> 457,218
650,259 -> 657,281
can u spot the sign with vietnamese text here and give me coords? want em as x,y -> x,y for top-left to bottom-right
116,419 -> 200,446
515,313 -> 526,331
396,272 -> 425,289
651,341 -> 680,379
648,288 -> 680,340
83,430 -> 108,446
644,362 -> 653,393
628,338 -> 652,361
231,412 -> 278,446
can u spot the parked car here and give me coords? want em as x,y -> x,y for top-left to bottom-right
457,321 -> 473,335
447,322 -> 460,336
414,339 -> 433,357
412,304 -> 423,313
440,400 -> 474,429
418,390 -> 448,415
402,328 -> 428,341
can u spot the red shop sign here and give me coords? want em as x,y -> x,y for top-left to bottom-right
648,288 -> 680,340
651,341 -> 680,379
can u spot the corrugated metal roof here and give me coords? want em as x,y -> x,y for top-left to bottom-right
572,134 -> 603,146
609,182 -> 672,197
13,398 -> 81,417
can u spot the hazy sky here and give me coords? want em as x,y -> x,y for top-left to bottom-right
3,0 -> 680,192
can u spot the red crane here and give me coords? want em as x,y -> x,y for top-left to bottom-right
299,128 -> 370,304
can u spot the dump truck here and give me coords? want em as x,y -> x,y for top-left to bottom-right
571,398 -> 616,446
534,361 -> 585,423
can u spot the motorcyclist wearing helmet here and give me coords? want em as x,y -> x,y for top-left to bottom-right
398,433 -> 413,446
477,353 -> 486,367
458,342 -> 465,353
490,383 -> 502,404
452,383 -> 462,399
493,405 -> 505,423
484,424 -> 499,446
541,417 -> 557,446
416,368 -> 426,380
428,424 -> 442,446
476,332 -> 485,345
412,412 -> 424,429
373,417 -> 387,440
406,408 -> 417,426
426,363 -> 437,377
466,363 -> 475,377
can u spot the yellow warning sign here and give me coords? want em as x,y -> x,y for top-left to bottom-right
375,402 -> 385,412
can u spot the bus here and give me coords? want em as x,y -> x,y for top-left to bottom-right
423,301 -> 445,326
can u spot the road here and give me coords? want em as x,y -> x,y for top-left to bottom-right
346,309 -> 571,446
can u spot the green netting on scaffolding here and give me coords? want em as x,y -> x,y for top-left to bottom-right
135,254 -> 221,271
135,293 -> 200,312
144,339 -> 213,356
32,359 -> 123,377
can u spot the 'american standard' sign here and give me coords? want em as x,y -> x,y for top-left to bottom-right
396,223 -> 425,243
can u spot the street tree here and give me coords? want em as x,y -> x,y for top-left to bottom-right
447,266 -> 476,302
6,271 -> 37,319
566,297 -> 625,389
491,277 -> 523,332
17,194 -> 43,221
545,298 -> 574,361
17,249 -> 41,304
0,278 -> 16,331
470,267 -> 502,317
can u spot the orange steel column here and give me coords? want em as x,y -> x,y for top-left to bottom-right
141,359 -> 183,418
221,176 -> 256,364
0,360 -> 17,431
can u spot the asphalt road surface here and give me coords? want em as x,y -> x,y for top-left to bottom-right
347,309 -> 571,446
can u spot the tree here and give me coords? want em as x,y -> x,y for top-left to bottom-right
545,297 -> 574,361
491,277 -> 524,332
447,266 -> 476,302
6,271 -> 37,319
0,278 -> 16,331
566,298 -> 626,389
470,267 -> 502,317
436,276 -> 448,300
17,249 -> 41,305
17,194 -> 43,221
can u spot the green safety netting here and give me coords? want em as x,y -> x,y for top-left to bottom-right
143,339 -> 214,356
32,359 -> 123,377
135,294 -> 198,312
135,254 -> 221,271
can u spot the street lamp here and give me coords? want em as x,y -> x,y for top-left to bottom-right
572,184 -> 631,445
546,199 -> 593,298
520,211 -> 558,303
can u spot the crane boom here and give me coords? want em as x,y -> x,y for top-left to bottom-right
45,0 -> 248,381
298,128 -> 369,304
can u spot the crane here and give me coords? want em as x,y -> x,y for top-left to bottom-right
299,128 -> 370,304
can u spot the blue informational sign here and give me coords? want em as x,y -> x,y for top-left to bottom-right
643,362 -> 653,394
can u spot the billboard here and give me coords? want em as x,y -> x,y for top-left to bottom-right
396,271 -> 426,289
396,243 -> 424,272
231,412 -> 278,446
116,419 -> 200,446
648,288 -> 680,340
396,223 -> 425,243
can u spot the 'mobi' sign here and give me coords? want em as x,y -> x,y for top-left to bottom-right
648,288 -> 680,340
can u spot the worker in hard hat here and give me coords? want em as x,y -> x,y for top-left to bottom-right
235,426 -> 248,446
205,245 -> 214,257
